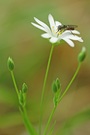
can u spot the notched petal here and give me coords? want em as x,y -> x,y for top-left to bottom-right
34,17 -> 46,27
32,14 -> 83,46
67,35 -> 83,42
34,17 -> 51,33
31,22 -> 46,32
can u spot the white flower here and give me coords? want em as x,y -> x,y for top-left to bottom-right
31,14 -> 83,47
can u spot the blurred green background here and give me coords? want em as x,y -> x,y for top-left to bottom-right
0,0 -> 90,135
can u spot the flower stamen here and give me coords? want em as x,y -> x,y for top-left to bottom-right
52,26 -> 56,34
56,28 -> 64,36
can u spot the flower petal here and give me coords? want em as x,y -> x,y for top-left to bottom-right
41,33 -> 51,38
34,17 -> 51,33
32,14 -> 83,45
77,38 -> 83,42
63,38 -> 75,47
55,21 -> 62,26
67,34 -> 81,40
49,37 -> 58,43
65,35 -> 83,42
48,14 -> 55,30
31,22 -> 46,32
71,30 -> 80,34
59,31 -> 72,39
58,30 -> 81,39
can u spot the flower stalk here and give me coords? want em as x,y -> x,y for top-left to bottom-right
59,62 -> 81,103
43,62 -> 81,135
43,106 -> 56,135
31,13 -> 84,134
7,57 -> 38,135
39,44 -> 54,134
6,14 -> 85,135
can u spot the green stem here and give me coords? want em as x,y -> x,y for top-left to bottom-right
48,120 -> 56,135
20,106 -> 37,135
43,62 -> 81,135
43,106 -> 56,135
39,45 -> 54,134
10,71 -> 38,135
59,62 -> 81,102
10,71 -> 19,98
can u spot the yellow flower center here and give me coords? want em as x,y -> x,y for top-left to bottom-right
57,29 -> 64,36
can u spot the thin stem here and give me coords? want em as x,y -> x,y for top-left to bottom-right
39,45 -> 54,134
10,71 -> 19,98
43,62 -> 81,135
48,120 -> 56,135
43,106 -> 56,135
59,62 -> 81,102
20,106 -> 38,135
10,71 -> 38,135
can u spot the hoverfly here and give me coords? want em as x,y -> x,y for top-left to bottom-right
57,25 -> 77,33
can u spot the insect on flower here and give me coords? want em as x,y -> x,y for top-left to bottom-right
57,25 -> 78,33
31,14 -> 83,47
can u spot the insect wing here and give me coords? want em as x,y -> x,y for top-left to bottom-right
66,25 -> 78,30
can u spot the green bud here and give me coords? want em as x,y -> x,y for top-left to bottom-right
19,91 -> 24,106
22,83 -> 28,93
78,47 -> 86,62
7,57 -> 14,71
52,81 -> 58,93
52,78 -> 61,93
19,90 -> 26,107
52,78 -> 62,107
56,78 -> 60,89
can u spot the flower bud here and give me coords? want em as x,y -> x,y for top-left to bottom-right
52,78 -> 61,93
7,57 -> 14,71
22,83 -> 28,93
19,90 -> 24,106
78,47 -> 86,62
56,78 -> 60,90
52,78 -> 61,107
52,81 -> 57,93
